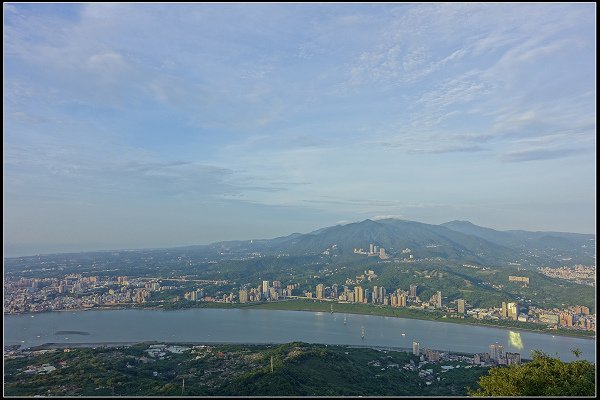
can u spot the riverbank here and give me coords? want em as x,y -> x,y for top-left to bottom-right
6,305 -> 594,363
6,299 -> 595,340
160,299 -> 596,340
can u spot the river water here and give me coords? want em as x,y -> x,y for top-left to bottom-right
4,308 -> 595,362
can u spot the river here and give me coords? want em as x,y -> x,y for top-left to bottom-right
4,308 -> 595,362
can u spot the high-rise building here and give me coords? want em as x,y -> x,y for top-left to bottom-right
559,312 -> 573,327
262,281 -> 269,299
426,349 -> 440,362
507,302 -> 518,320
354,286 -> 364,303
269,287 -> 279,301
412,342 -> 420,356
501,302 -> 508,318
347,291 -> 355,302
379,248 -> 387,258
505,352 -> 521,365
331,284 -> 339,298
410,284 -> 417,297
369,244 -> 374,254
239,289 -> 248,303
378,286 -> 386,303
316,284 -> 324,299
489,343 -> 503,362
399,293 -> 407,307
373,286 -> 379,303
136,289 -> 149,304
436,291 -> 442,308
457,299 -> 465,314
364,288 -> 371,303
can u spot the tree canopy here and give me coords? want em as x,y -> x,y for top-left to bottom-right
468,350 -> 595,396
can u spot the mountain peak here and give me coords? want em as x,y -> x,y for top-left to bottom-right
444,220 -> 475,226
358,218 -> 382,225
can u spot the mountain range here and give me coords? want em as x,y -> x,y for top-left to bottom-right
204,218 -> 595,267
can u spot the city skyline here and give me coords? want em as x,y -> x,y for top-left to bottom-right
4,3 -> 596,257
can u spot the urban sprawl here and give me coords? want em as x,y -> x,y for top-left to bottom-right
5,251 -> 595,334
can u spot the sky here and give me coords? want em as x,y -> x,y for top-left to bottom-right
4,3 -> 596,257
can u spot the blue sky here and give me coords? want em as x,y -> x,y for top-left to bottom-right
4,3 -> 596,256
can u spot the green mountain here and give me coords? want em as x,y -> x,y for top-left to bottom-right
441,220 -> 595,265
7,219 -> 593,269
216,219 -> 517,266
209,218 -> 595,267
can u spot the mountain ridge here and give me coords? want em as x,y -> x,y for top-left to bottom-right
204,218 -> 594,267
6,218 -> 595,267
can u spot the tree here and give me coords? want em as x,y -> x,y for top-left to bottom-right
468,350 -> 595,396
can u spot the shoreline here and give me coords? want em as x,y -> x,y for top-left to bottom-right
273,306 -> 597,341
214,300 -> 597,340
5,302 -> 595,341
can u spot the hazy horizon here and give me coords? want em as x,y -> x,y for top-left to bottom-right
4,216 -> 596,258
4,3 -> 596,258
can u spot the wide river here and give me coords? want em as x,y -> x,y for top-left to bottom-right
4,309 -> 595,362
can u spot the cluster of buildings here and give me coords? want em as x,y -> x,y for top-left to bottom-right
537,265 -> 596,287
236,276 -> 596,333
4,272 -> 243,314
474,343 -> 521,366
3,275 -> 164,314
183,289 -> 204,302
353,244 -> 390,259
508,275 -> 530,286
531,305 -> 595,331
467,302 -> 595,332
304,282 -> 433,309
145,344 -> 190,358
411,341 -> 519,367
238,281 -> 299,303
230,268 -> 595,334
5,269 -> 595,335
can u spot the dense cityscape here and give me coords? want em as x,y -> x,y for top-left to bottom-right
537,265 -> 596,287
4,246 -> 596,334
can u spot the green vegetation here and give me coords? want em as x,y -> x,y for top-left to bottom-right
4,342 -> 490,396
5,244 -> 595,315
469,350 -> 595,396
367,261 -> 596,312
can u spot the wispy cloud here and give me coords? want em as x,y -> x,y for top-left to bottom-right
4,3 -> 596,251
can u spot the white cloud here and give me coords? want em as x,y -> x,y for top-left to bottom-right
371,215 -> 404,220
